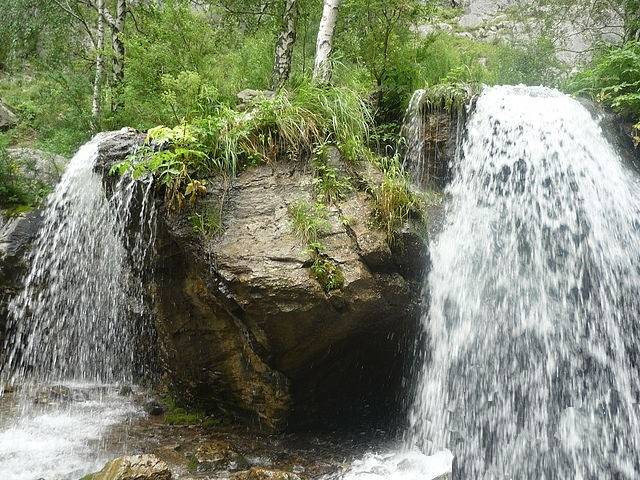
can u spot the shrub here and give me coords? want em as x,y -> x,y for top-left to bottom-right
567,41 -> 640,140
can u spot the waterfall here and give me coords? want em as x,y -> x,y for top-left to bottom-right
411,85 -> 640,478
1,131 -> 156,388
0,131 -> 156,479
343,85 -> 640,479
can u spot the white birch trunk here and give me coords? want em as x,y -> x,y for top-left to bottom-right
272,0 -> 298,90
313,0 -> 341,85
112,0 -> 126,111
91,0 -> 105,132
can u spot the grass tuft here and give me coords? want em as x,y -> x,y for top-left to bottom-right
371,156 -> 424,241
288,200 -> 330,244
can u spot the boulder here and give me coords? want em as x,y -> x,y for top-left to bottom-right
7,147 -> 67,186
87,454 -> 171,480
193,439 -> 249,472
236,90 -> 275,110
0,101 -> 17,130
151,161 -> 428,429
230,468 -> 302,480
93,129 -> 431,431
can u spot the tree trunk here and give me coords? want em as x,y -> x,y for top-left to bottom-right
313,0 -> 341,85
91,0 -> 105,132
112,0 -> 126,112
272,0 -> 298,90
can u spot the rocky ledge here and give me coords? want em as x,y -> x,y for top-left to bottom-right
95,129 -> 434,431
151,155 -> 431,431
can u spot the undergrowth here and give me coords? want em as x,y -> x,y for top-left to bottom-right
112,83 -> 370,210
567,41 -> 640,142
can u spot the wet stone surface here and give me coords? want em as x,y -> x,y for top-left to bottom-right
103,411 -> 391,479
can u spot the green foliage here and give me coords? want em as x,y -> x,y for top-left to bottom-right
310,255 -> 345,292
371,155 -> 423,241
288,200 -> 330,244
413,33 -> 563,88
0,72 -> 92,155
113,84 -> 370,210
112,124 -> 210,210
568,41 -> 640,140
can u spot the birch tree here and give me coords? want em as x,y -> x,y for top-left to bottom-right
272,0 -> 298,90
91,0 -> 105,131
113,0 -> 126,103
313,0 -> 341,85
98,0 -> 126,111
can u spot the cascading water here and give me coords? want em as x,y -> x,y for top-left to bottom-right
410,85 -> 640,478
342,85 -> 640,479
0,130 -> 156,479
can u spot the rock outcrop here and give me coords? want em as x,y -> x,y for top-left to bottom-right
7,147 -> 67,185
0,211 -> 43,356
152,161 -> 429,430
0,101 -> 17,130
93,129 -> 431,431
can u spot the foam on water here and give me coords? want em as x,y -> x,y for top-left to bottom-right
0,386 -> 143,480
340,450 -> 453,480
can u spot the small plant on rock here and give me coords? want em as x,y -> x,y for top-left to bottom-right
312,145 -> 353,203
310,256 -> 345,292
189,206 -> 222,237
371,155 -> 424,241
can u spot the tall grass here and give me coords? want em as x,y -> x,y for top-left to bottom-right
114,83 -> 372,208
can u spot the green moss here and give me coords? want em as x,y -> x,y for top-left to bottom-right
162,396 -> 221,427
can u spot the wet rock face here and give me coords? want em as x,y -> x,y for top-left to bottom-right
152,161 -> 428,430
0,211 -> 43,358
88,454 -> 172,480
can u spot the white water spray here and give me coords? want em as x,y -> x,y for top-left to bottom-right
0,131 -> 156,478
410,85 -> 640,478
